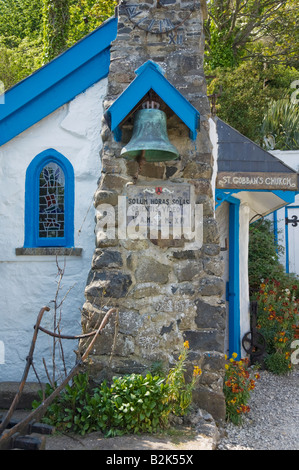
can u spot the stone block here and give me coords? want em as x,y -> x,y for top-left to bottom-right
135,257 -> 171,284
195,298 -> 226,329
174,259 -> 203,282
0,382 -> 45,409
184,329 -> 224,353
94,189 -> 118,207
126,161 -> 166,179
183,161 -> 212,179
203,257 -> 224,277
192,388 -> 226,423
99,174 -> 131,192
198,276 -> 224,296
85,271 -> 132,301
131,284 -> 161,299
92,250 -> 123,269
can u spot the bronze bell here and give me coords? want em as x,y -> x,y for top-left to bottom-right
121,102 -> 179,162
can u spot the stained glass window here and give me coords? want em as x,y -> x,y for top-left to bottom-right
39,163 -> 65,239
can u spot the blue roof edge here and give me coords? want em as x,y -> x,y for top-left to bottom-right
0,16 -> 118,146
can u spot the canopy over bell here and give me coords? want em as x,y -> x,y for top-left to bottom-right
121,108 -> 179,162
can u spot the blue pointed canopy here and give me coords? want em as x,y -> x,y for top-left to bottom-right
105,60 -> 200,141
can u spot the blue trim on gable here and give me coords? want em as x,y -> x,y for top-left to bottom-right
105,60 -> 200,142
24,149 -> 75,248
0,17 -> 118,146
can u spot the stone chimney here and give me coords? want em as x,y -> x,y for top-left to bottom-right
81,0 -> 226,421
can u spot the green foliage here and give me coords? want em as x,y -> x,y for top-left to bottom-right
166,341 -> 202,416
0,0 -> 117,89
68,0 -> 117,47
0,36 -> 43,90
264,351 -> 293,375
207,62 -> 299,141
205,0 -> 299,70
0,0 -> 43,39
32,373 -> 98,435
259,98 -> 299,150
98,374 -> 171,436
42,0 -> 70,62
32,341 -> 203,437
33,372 -> 171,436
206,24 -> 241,69
248,219 -> 285,293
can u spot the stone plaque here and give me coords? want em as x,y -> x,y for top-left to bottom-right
125,183 -> 192,234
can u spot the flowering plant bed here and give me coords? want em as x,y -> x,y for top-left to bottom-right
256,279 -> 299,374
224,354 -> 260,425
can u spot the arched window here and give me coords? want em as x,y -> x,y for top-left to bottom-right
24,149 -> 74,248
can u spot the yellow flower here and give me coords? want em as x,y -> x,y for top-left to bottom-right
184,340 -> 189,349
193,366 -> 202,377
232,352 -> 238,359
224,354 -> 228,360
225,364 -> 229,370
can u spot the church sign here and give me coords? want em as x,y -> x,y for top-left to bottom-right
217,172 -> 298,191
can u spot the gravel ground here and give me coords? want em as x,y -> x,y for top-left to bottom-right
217,369 -> 299,450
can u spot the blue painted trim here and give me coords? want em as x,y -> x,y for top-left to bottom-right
24,149 -> 74,248
105,60 -> 200,141
0,17 -> 118,146
215,188 -> 296,209
272,190 -> 296,204
228,197 -> 241,359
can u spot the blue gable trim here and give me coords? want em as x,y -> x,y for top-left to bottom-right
105,60 -> 200,141
0,17 -> 118,146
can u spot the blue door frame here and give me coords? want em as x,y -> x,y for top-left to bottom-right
227,197 -> 241,359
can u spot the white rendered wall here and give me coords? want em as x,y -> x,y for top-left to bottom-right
0,79 -> 108,382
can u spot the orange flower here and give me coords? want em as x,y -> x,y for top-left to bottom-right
183,340 -> 189,349
193,366 -> 202,377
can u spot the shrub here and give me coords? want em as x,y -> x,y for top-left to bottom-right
223,354 -> 260,425
248,219 -> 285,294
32,341 -> 202,436
95,374 -> 171,436
33,372 -> 171,436
256,279 -> 299,374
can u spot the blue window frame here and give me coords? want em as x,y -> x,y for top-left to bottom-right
24,149 -> 74,248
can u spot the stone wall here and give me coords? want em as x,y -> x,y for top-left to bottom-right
82,0 -> 226,421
